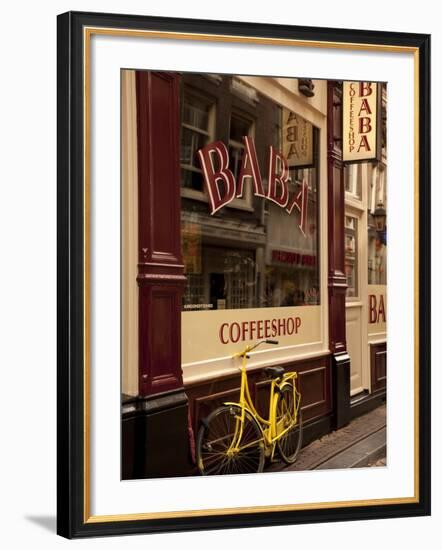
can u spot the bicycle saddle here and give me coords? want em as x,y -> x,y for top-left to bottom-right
263,366 -> 285,379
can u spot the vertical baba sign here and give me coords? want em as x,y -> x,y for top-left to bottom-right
342,82 -> 381,163
283,109 -> 314,168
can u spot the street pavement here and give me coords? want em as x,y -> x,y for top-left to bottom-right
266,404 -> 386,472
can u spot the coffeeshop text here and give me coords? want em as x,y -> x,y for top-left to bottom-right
219,316 -> 302,344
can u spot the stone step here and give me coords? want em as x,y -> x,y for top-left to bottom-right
315,427 -> 386,470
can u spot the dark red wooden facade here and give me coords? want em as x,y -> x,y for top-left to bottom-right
122,71 -> 191,479
136,71 -> 186,397
327,81 -> 351,428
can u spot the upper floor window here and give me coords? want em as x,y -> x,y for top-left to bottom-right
180,92 -> 215,195
228,112 -> 254,209
228,113 -> 253,182
344,164 -> 361,200
345,215 -> 358,298
368,163 -> 387,285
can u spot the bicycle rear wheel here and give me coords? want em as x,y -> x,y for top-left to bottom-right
275,383 -> 303,464
196,405 -> 265,476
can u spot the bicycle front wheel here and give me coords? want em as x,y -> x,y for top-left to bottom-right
275,383 -> 303,464
196,405 -> 265,476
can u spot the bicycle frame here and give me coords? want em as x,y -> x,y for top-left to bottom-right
224,343 -> 301,454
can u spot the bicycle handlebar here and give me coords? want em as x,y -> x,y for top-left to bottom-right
233,339 -> 279,359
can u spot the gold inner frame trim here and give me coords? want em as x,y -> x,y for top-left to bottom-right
82,26 -> 420,524
86,496 -> 419,523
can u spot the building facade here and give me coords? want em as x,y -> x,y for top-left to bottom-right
121,70 -> 387,479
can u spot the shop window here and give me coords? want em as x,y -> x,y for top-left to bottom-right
180,75 -> 320,314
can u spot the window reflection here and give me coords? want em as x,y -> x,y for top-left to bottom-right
180,75 -> 320,312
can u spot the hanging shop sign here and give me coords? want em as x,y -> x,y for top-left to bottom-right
197,137 -> 309,235
282,109 -> 314,168
342,81 -> 381,163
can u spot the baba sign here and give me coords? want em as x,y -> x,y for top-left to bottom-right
342,81 -> 381,163
197,137 -> 309,236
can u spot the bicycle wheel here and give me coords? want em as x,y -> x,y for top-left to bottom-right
275,383 -> 303,464
196,405 -> 265,476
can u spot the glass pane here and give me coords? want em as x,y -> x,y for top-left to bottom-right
367,164 -> 387,284
368,224 -> 387,283
180,77 -> 320,313
230,115 -> 251,143
180,128 -> 207,167
228,144 -> 244,181
344,164 -> 361,199
180,127 -> 194,165
181,169 -> 204,192
182,96 -> 210,130
273,105 -> 282,150
345,215 -> 358,298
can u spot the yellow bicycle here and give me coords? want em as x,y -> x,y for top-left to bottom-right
196,339 -> 302,475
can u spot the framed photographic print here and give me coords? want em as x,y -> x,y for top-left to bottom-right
57,11 -> 431,538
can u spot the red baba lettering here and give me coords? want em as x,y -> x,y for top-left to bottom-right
197,137 -> 308,236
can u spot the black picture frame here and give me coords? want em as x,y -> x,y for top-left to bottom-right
57,10 -> 431,538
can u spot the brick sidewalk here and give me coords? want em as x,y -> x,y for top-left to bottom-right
266,404 -> 386,472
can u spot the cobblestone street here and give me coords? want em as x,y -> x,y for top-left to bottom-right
266,404 -> 386,472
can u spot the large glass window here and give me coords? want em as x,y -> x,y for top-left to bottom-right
181,75 -> 320,313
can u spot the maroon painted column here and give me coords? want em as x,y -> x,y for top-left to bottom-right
136,71 -> 185,396
327,81 -> 351,429
122,71 -> 191,479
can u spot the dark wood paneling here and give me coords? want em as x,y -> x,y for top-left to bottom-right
194,387 -> 241,429
370,342 -> 387,394
327,82 -> 347,355
186,354 -> 332,437
136,71 -> 182,265
136,71 -> 186,397
298,366 -> 327,417
255,379 -> 273,420
327,81 -> 351,429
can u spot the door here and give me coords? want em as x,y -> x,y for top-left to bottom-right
344,208 -> 369,396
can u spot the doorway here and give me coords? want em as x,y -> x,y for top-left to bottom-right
344,205 -> 369,397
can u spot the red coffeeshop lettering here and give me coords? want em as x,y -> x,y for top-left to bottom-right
219,317 -> 302,344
